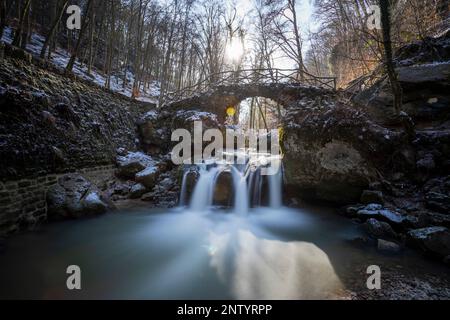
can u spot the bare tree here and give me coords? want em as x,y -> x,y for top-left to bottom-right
12,0 -> 32,48
270,0 -> 306,78
66,0 -> 94,73
379,0 -> 402,114
158,0 -> 178,103
40,0 -> 69,59
104,0 -> 118,89
252,0 -> 277,78
0,0 -> 13,39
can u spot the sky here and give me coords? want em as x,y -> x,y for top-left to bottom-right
233,0 -> 316,69
230,0 -> 316,125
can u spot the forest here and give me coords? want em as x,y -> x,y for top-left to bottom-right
0,0 -> 448,100
0,0 -> 450,302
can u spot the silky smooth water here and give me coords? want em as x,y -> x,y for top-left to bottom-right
0,205 -> 448,300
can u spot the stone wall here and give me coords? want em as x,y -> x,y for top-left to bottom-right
0,165 -> 116,234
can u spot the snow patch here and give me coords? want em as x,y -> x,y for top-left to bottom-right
117,151 -> 156,168
143,110 -> 159,121
1,26 -> 160,104
176,110 -> 218,122
136,165 -> 158,178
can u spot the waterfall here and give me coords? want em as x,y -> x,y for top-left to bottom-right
249,168 -> 262,207
268,161 -> 283,209
231,167 -> 249,216
179,154 -> 283,214
179,171 -> 190,206
189,166 -> 220,212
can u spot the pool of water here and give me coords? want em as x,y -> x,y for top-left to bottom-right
0,205 -> 449,299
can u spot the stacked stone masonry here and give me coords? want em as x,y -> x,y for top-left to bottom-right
0,165 -> 116,235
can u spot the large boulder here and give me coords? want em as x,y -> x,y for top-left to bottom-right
425,192 -> 450,214
116,151 -> 156,179
179,168 -> 200,205
135,165 -> 159,189
141,169 -> 182,207
137,110 -> 171,154
282,98 -> 409,204
364,218 -> 398,240
395,31 -> 450,66
354,32 -> 450,126
423,176 -> 450,213
129,183 -> 147,199
284,138 -> 376,204
81,192 -> 109,215
283,138 -> 374,204
407,227 -> 450,259
356,205 -> 405,226
354,63 -> 450,126
47,174 -> 109,220
377,239 -> 402,253
424,212 -> 450,229
138,109 -> 222,155
213,171 -> 233,206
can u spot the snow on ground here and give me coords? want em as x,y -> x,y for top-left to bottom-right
176,110 -> 219,122
1,27 -> 160,104
142,110 -> 159,121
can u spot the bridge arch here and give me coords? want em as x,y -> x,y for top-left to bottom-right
236,97 -> 284,130
165,83 -> 336,124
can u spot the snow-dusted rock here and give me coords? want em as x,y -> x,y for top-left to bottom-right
116,151 -> 156,179
81,192 -> 108,215
130,183 -> 147,199
407,227 -> 450,259
158,177 -> 173,190
377,239 -> 402,253
364,218 -> 398,240
135,165 -> 159,189
47,174 -> 109,220
357,206 -> 405,225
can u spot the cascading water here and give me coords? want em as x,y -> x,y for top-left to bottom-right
189,165 -> 220,212
181,151 -> 283,213
268,159 -> 283,209
231,166 -> 249,215
179,171 -> 190,206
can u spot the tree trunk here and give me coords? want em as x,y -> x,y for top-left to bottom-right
105,0 -> 116,89
12,0 -> 32,47
158,0 -> 178,104
289,0 -> 305,80
66,0 -> 94,73
0,0 -> 8,39
379,0 -> 415,139
22,0 -> 31,49
379,0 -> 402,114
41,0 -> 69,59
87,1 -> 95,74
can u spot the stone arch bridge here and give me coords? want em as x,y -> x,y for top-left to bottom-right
163,69 -> 337,123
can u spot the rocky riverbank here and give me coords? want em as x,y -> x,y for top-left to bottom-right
283,31 -> 450,266
0,43 -> 157,234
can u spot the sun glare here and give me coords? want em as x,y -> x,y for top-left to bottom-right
226,38 -> 245,63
